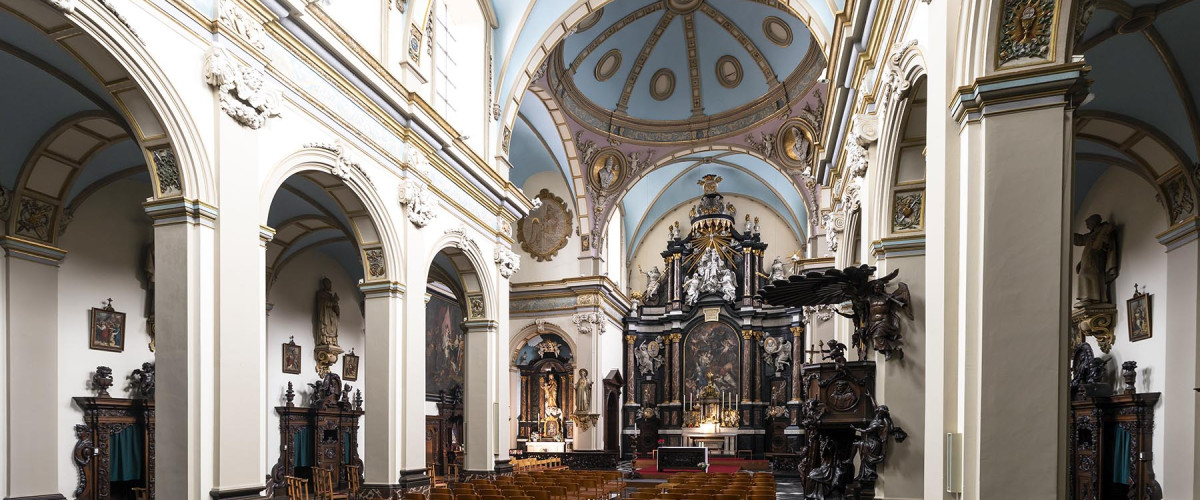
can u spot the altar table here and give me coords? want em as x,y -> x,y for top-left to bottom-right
656,446 -> 709,471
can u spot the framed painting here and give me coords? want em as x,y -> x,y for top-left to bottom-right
343,348 -> 360,381
282,337 -> 302,374
89,301 -> 126,353
1127,287 -> 1152,342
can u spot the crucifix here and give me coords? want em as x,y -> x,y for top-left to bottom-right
805,340 -> 824,364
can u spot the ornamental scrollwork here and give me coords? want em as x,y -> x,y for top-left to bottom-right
571,312 -> 605,336
494,247 -> 520,279
204,47 -> 282,129
398,179 -> 438,228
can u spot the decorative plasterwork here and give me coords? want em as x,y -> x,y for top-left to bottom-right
398,179 -> 437,227
149,146 -> 182,197
494,247 -> 520,278
44,0 -> 75,13
0,186 -> 12,221
218,0 -> 268,51
880,40 -> 919,114
1165,175 -> 1195,224
468,294 -> 485,319
571,312 -> 605,335
444,224 -> 477,249
996,0 -> 1056,67
502,127 -> 512,154
682,12 -> 703,116
204,47 -> 282,129
16,198 -> 54,241
96,0 -> 145,44
303,141 -> 373,188
402,142 -> 430,174
518,188 -> 572,262
616,11 -> 676,112
892,191 -> 924,232
776,118 -> 815,170
364,248 -> 386,279
408,24 -> 422,63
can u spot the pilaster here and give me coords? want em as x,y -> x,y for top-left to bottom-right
362,281 -> 413,491
2,237 -> 66,499
1156,218 -> 1200,498
463,319 -> 501,472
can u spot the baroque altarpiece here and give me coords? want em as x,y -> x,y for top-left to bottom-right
623,176 -> 804,458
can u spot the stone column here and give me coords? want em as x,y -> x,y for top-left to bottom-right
790,326 -> 804,403
361,282 -> 412,496
948,64 -> 1087,499
2,236 -> 65,498
463,319 -> 500,475
740,330 -> 753,403
1156,218 -> 1199,498
624,335 -> 636,401
669,333 -> 682,403
752,331 -> 763,402
144,199 -> 217,500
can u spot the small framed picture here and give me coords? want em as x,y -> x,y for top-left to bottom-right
89,300 -> 126,353
1127,285 -> 1152,342
343,348 -> 359,381
282,337 -> 302,374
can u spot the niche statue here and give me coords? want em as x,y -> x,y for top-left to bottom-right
575,368 -> 594,414
313,277 -> 344,375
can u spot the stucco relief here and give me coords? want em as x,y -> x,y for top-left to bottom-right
398,179 -> 437,228
204,47 -> 282,129
997,0 -> 1056,67
218,0 -> 267,51
495,247 -> 520,279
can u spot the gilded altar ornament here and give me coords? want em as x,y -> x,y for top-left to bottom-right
997,0 -> 1055,66
697,174 -> 723,194
313,277 -> 343,376
518,188 -> 572,262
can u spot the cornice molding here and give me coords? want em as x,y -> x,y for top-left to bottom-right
951,63 -> 1090,123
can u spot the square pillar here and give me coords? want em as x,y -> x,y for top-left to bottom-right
145,199 -> 217,500
463,319 -> 500,475
1157,218 -> 1200,498
361,282 -> 417,496
2,236 -> 66,499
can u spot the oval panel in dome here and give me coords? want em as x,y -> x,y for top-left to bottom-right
763,16 -> 793,47
594,49 -> 622,82
575,8 -> 604,32
649,69 -> 675,101
715,55 -> 743,88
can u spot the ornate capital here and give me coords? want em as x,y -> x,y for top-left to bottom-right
625,335 -> 637,345
203,47 -> 282,129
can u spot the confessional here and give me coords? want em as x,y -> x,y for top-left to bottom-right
269,374 -> 364,496
72,397 -> 156,500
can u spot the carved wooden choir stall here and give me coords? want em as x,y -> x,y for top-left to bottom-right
269,373 -> 364,496
73,363 -> 156,500
1068,343 -> 1162,500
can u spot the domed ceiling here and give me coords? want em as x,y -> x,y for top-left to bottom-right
549,0 -> 822,143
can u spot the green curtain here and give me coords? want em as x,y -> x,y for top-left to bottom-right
109,425 -> 143,482
294,427 -> 314,467
1112,426 -> 1131,485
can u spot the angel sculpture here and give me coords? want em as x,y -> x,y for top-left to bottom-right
769,256 -> 788,282
683,273 -> 702,306
634,339 -> 665,376
822,339 -> 848,368
719,271 -> 737,302
757,265 -> 913,361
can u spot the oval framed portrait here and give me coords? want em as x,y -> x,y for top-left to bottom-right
590,148 -> 627,192
776,118 -> 817,170
518,188 -> 573,262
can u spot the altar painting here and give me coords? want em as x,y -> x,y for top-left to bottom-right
426,294 -> 464,395
683,322 -> 739,396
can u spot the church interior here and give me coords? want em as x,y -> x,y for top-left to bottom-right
0,0 -> 1196,499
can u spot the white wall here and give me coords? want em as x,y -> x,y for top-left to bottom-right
266,250 -> 367,469
514,171 -> 579,284
57,179 -> 156,495
1073,166 -> 1168,476
627,194 -> 805,293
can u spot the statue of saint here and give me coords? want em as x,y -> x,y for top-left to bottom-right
720,271 -> 737,302
851,405 -> 907,483
574,369 -> 593,414
862,277 -> 912,361
315,277 -> 341,347
1072,214 -> 1118,305
642,266 -> 663,302
769,256 -> 787,282
597,156 -> 617,189
541,375 -> 559,411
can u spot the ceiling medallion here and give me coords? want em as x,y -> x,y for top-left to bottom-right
650,68 -> 676,101
664,0 -> 704,15
762,17 -> 793,47
594,49 -> 622,82
589,148 -> 628,192
575,8 -> 604,32
776,118 -> 816,170
715,55 -> 743,89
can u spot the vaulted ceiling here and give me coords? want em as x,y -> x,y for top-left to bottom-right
1074,0 -> 1200,220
